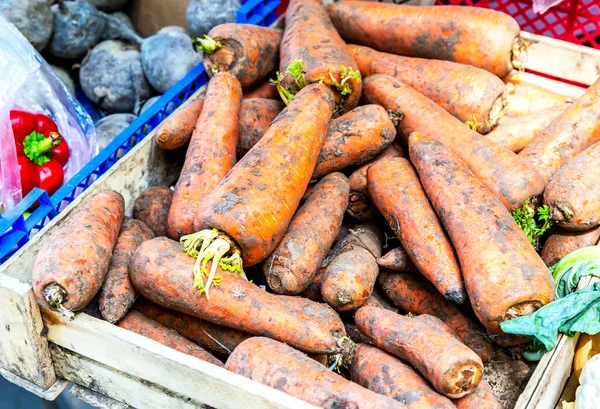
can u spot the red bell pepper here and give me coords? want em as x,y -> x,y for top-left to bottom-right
9,110 -> 70,197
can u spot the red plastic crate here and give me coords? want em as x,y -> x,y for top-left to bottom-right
436,0 -> 600,48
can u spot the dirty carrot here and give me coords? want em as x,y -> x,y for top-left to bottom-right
377,246 -> 417,273
198,24 -> 282,89
279,0 -> 362,114
133,297 -> 251,356
364,74 -> 544,211
519,78 -> 600,185
242,80 -> 280,100
236,98 -> 284,158
155,96 -> 205,150
484,105 -> 567,152
378,271 -> 493,362
355,306 -> 484,399
130,237 -> 340,354
453,380 -> 502,409
117,310 -> 224,367
133,186 -> 173,237
188,83 -> 334,285
541,226 -> 600,267
167,72 -> 242,240
320,224 -> 382,312
32,190 -> 124,317
313,104 -> 398,178
409,132 -> 555,334
543,142 -> 600,230
225,337 -> 405,409
351,344 -> 456,409
327,2 -> 525,78
349,44 -> 506,133
503,72 -> 572,117
99,218 -> 154,324
368,157 -> 466,304
264,172 -> 349,295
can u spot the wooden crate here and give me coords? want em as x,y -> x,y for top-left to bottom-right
0,32 -> 598,409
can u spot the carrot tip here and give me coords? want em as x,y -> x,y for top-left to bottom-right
43,284 -> 75,320
327,336 -> 356,372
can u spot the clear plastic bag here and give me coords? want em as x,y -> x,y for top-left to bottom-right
0,14 -> 96,213
533,0 -> 565,14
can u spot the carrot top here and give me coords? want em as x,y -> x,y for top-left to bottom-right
511,199 -> 553,249
193,35 -> 222,54
325,65 -> 361,96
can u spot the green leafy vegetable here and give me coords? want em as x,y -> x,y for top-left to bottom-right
511,199 -> 553,248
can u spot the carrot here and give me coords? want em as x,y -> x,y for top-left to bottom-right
351,344 -> 456,409
243,80 -> 279,100
484,105 -> 567,152
133,298 -> 251,356
368,157 -> 465,304
32,190 -> 124,317
130,237 -> 340,354
197,24 -> 282,90
327,2 -> 524,78
279,0 -> 361,114
313,104 -> 398,178
453,380 -> 502,409
408,132 -> 554,334
225,337 -> 405,409
355,306 -> 483,399
543,142 -> 600,230
99,218 -> 154,324
236,98 -> 284,158
167,72 -> 242,240
364,74 -> 545,211
348,144 -> 403,221
541,226 -> 600,267
378,271 -> 493,362
377,247 -> 417,273
155,97 -> 205,151
133,186 -> 173,237
188,84 -> 334,282
280,295 -> 346,337
320,224 -> 382,312
263,172 -> 349,294
503,72 -> 571,117
117,310 -> 224,367
519,78 -> 600,184
349,44 -> 506,133
368,286 -> 399,313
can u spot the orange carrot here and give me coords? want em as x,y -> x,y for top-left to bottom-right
349,44 -> 506,133
32,190 -> 124,316
409,132 -> 554,334
364,74 -> 544,211
264,172 -> 349,294
99,218 -> 154,324
541,226 -> 600,267
368,157 -> 465,303
377,246 -> 417,273
503,73 -> 571,117
355,306 -> 483,399
327,2 -> 524,78
453,380 -> 502,409
243,81 -> 279,100
117,310 -> 224,367
155,97 -> 205,151
133,186 -> 173,237
519,78 -> 600,185
236,98 -> 284,158
167,72 -> 242,240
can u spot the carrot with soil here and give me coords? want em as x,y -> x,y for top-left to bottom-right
236,98 -> 284,158
351,344 -> 456,409
377,246 -> 417,273
133,186 -> 173,237
196,24 -> 282,89
368,157 -> 465,304
503,73 -> 571,117
263,172 -> 349,295
32,190 -> 124,317
242,80 -> 280,100
453,381 -> 502,409
543,142 -> 600,230
278,0 -> 361,113
348,44 -> 506,133
130,237 -> 340,354
409,132 -> 554,334
99,218 -> 154,324
167,72 -> 242,240
378,271 -> 493,362
225,337 -> 405,409
117,310 -> 224,367
355,306 -> 483,399
541,226 -> 600,267
364,74 -> 544,211
327,2 -> 525,78
519,78 -> 600,185
155,96 -> 205,151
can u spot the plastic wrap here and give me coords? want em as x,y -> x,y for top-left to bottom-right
533,0 -> 564,14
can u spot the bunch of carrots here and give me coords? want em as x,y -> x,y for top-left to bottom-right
31,0 -> 600,408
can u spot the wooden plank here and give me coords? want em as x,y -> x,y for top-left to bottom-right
0,368 -> 68,400
0,274 -> 56,389
70,385 -> 130,409
44,309 -> 319,409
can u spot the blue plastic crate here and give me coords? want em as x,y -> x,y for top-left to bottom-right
0,0 -> 282,265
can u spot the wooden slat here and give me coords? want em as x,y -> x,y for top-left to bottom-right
69,385 -> 130,409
